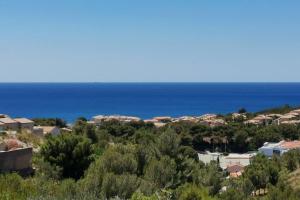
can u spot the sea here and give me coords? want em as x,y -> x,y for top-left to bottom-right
0,83 -> 300,123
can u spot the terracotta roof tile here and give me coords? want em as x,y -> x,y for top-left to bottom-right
281,141 -> 300,149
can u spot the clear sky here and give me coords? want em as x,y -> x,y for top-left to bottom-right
0,0 -> 299,82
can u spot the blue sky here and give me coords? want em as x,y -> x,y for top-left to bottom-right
0,0 -> 299,82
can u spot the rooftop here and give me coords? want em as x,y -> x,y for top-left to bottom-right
261,141 -> 283,148
0,118 -> 17,124
153,116 -> 172,120
226,163 -> 244,173
260,140 -> 300,150
226,153 -> 256,159
35,126 -> 57,133
14,118 -> 34,124
281,141 -> 300,149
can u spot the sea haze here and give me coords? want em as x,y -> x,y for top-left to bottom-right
0,83 -> 300,122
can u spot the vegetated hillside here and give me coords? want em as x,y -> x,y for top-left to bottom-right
2,105 -> 300,199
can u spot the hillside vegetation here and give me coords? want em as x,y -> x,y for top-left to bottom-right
1,106 -> 300,199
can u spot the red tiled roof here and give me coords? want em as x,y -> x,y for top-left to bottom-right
281,141 -> 300,149
226,163 -> 244,173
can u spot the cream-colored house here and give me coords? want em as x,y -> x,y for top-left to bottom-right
40,126 -> 61,136
0,118 -> 19,130
14,118 -> 34,131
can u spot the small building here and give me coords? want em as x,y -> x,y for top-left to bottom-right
0,118 -> 19,130
153,116 -> 172,123
41,126 -> 60,136
0,139 -> 33,174
232,113 -> 247,120
14,118 -> 34,131
245,115 -> 273,126
258,142 -> 282,157
33,126 -> 61,136
199,118 -> 227,127
92,115 -> 141,124
291,109 -> 300,115
198,114 -> 218,121
222,153 -> 255,169
32,126 -> 44,136
226,163 -> 244,178
278,114 -> 297,124
0,114 -> 9,118
281,120 -> 300,125
198,151 -> 256,170
143,119 -> 158,123
177,116 -> 198,123
144,119 -> 167,128
198,152 -> 222,164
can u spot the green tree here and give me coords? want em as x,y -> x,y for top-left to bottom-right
233,130 -> 249,152
238,108 -> 247,114
192,162 -> 223,195
40,134 -> 94,179
81,144 -> 140,197
100,173 -> 140,199
176,184 -> 215,200
144,156 -> 177,188
157,129 -> 180,158
84,123 -> 98,143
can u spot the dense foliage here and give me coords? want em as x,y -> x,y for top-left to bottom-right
40,134 -> 94,179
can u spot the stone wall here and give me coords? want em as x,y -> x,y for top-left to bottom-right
0,147 -> 32,172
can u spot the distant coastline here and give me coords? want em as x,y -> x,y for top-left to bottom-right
0,83 -> 300,122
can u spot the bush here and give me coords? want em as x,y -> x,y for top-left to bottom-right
40,134 -> 94,179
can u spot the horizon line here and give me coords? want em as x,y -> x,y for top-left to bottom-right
0,81 -> 300,84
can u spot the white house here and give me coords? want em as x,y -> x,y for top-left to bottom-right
0,118 -> 19,130
14,118 -> 34,131
33,126 -> 60,136
198,151 -> 256,169
258,140 -> 300,157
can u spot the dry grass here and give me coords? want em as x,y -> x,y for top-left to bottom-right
17,132 -> 43,149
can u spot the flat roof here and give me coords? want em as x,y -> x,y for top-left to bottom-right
260,141 -> 282,148
0,118 -> 17,124
226,153 -> 256,159
14,118 -> 34,124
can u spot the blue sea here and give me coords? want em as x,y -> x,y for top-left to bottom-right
0,83 -> 300,122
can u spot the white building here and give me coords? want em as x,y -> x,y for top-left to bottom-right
258,140 -> 300,157
92,115 -> 141,124
14,118 -> 34,131
33,126 -> 60,136
198,151 -> 256,169
0,118 -> 19,130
